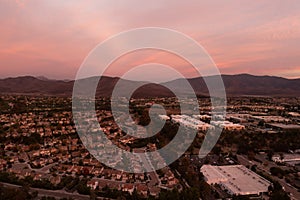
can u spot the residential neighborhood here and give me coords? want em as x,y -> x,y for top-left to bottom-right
0,95 -> 299,199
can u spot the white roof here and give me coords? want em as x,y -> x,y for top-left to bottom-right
201,165 -> 270,196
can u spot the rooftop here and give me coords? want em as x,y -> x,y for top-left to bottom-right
201,165 -> 271,196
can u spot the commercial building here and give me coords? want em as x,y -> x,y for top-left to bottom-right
266,123 -> 300,131
171,115 -> 212,131
158,115 -> 170,121
201,165 -> 271,196
251,116 -> 290,123
272,154 -> 300,166
211,121 -> 245,131
226,113 -> 251,123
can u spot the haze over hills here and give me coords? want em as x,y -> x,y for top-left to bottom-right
0,74 -> 299,97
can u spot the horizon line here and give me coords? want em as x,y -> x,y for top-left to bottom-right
0,73 -> 300,83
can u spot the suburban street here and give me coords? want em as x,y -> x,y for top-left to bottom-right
1,182 -> 113,200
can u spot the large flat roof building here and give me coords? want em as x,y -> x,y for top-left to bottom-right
201,165 -> 271,196
272,154 -> 300,166
171,115 -> 212,131
210,121 -> 245,131
251,115 -> 290,123
267,123 -> 300,131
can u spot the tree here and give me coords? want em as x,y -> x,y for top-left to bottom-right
267,150 -> 274,161
250,165 -> 257,172
270,167 -> 285,178
77,182 -> 90,195
212,146 -> 221,155
90,189 -> 96,200
181,187 -> 200,200
270,191 -> 290,200
258,120 -> 265,127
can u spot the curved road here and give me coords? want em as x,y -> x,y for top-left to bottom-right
1,182 -> 113,200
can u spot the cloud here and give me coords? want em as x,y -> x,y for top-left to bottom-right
0,0 -> 300,79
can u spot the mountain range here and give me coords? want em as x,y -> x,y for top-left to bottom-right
0,74 -> 299,97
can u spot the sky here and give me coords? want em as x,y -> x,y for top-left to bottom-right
1,0 -> 300,81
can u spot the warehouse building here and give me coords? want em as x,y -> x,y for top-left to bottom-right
201,165 -> 271,196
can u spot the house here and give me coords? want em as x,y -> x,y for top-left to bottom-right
122,184 -> 134,194
149,186 -> 160,197
87,179 -> 99,190
50,175 -> 61,185
136,184 -> 148,197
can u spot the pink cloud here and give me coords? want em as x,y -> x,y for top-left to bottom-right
0,1 -> 300,79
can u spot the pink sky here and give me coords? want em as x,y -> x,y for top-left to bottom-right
1,0 -> 300,80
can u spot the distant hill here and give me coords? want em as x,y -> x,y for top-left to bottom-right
0,74 -> 299,97
164,74 -> 300,97
0,76 -> 74,95
222,74 -> 300,96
